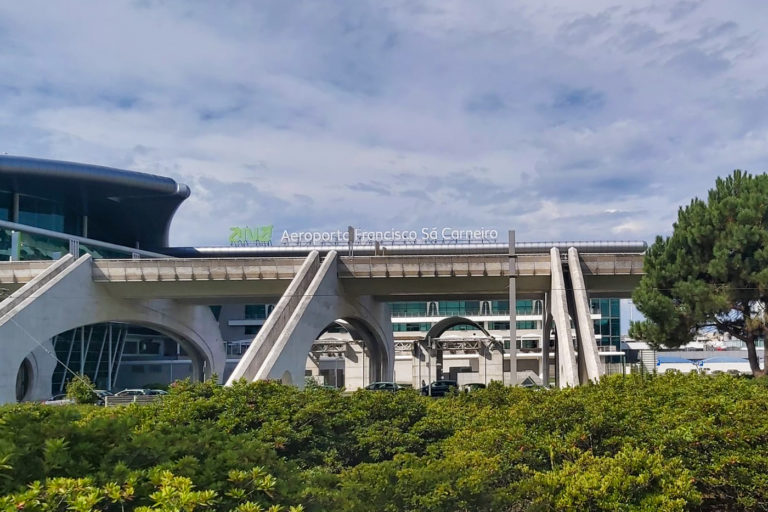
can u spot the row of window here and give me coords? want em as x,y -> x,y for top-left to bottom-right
392,320 -> 540,333
389,300 -> 544,317
0,190 -> 82,235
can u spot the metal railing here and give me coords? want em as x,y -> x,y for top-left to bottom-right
0,219 -> 167,259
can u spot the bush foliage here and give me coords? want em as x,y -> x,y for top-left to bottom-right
1,373 -> 767,510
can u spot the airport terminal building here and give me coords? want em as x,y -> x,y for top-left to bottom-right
0,155 -> 638,402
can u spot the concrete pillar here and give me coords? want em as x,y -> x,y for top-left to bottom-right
412,339 -> 437,389
231,251 -> 394,389
508,230 -> 517,386
412,341 -> 424,388
567,247 -> 603,384
541,293 -> 551,386
478,339 -> 504,385
550,247 -> 578,387
345,341 -> 368,390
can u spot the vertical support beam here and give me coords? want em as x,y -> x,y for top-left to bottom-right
10,231 -> 19,262
107,324 -> 113,391
60,328 -> 78,393
83,326 -> 94,380
427,336 -> 433,395
412,341 -> 425,389
541,293 -> 550,385
11,193 -> 19,223
79,326 -> 85,375
94,326 -> 108,387
112,327 -> 126,389
508,230 -> 517,386
344,341 -> 368,390
550,248 -> 578,387
567,247 -> 603,383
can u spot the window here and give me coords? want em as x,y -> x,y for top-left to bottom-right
517,300 -> 533,315
244,305 -> 268,320
18,194 -> 81,235
610,299 -> 620,318
245,325 -> 262,336
492,300 -> 510,313
390,302 -> 428,316
139,340 -> 161,355
0,191 -> 11,221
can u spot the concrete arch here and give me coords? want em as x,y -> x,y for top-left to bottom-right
260,297 -> 394,388
337,317 -> 390,384
0,257 -> 224,403
50,317 -> 215,387
425,315 -> 492,340
306,317 -> 391,389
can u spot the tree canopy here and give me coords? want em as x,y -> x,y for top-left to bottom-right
630,170 -> 768,375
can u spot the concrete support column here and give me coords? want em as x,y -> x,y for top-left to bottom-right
412,341 -> 427,388
344,341 -> 368,390
508,230 -> 517,386
567,247 -> 603,384
550,247 -> 578,387
478,339 -> 504,385
541,293 -> 551,386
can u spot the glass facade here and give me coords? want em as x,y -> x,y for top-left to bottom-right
389,299 -> 543,317
244,305 -> 271,320
18,194 -> 81,236
592,298 -> 621,348
50,323 -> 181,392
390,299 -> 621,342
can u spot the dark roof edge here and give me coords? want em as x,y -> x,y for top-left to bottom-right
0,155 -> 190,198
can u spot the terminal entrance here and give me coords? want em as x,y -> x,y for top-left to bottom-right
49,323 -> 199,394
304,319 -> 386,389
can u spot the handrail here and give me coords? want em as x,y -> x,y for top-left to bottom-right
0,219 -> 168,259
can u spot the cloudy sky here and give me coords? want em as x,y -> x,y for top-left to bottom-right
1,0 -> 766,248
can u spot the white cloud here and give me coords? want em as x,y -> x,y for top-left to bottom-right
0,0 -> 767,247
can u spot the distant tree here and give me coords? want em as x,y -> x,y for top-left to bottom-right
630,170 -> 768,376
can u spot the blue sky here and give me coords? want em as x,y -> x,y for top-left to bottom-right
1,0 -> 767,253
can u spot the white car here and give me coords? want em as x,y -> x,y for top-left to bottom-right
114,388 -> 168,396
42,393 -> 75,405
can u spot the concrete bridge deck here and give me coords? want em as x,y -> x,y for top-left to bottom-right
0,253 -> 644,300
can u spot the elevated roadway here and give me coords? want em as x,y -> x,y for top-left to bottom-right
0,246 -> 645,401
0,252 -> 644,301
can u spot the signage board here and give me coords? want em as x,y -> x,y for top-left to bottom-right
228,225 -> 499,247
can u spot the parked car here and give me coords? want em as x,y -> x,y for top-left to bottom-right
420,380 -> 459,397
114,389 -> 147,396
42,393 -> 74,405
112,388 -> 168,399
43,389 -> 112,405
364,381 -> 403,392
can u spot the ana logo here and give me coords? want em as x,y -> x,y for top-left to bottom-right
229,225 -> 273,246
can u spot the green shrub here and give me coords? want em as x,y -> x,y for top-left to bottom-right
2,374 -> 768,510
65,374 -> 98,404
